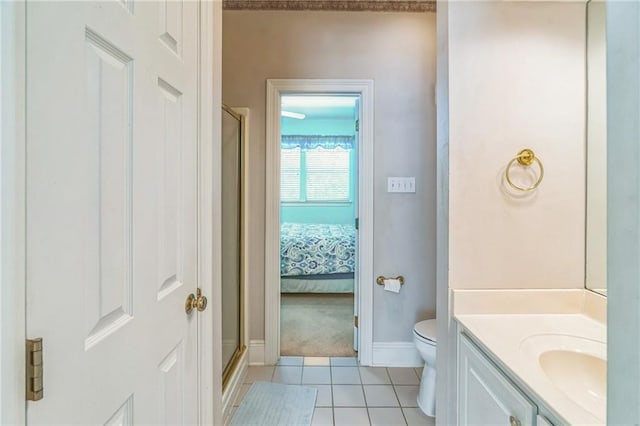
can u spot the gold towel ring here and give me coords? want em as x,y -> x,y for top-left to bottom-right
505,149 -> 544,192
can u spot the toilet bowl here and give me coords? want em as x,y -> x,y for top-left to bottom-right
413,319 -> 437,417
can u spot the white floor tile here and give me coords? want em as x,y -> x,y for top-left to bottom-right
334,408 -> 370,426
232,384 -> 251,406
310,384 -> 333,407
331,357 -> 358,366
305,356 -> 331,366
368,407 -> 407,426
331,366 -> 362,384
272,366 -> 303,384
359,367 -> 391,385
402,408 -> 435,426
394,386 -> 419,407
243,366 -> 274,383
278,356 -> 304,366
233,365 -> 434,426
332,385 -> 366,407
388,368 -> 420,385
363,385 -> 399,407
311,407 -> 334,426
303,366 -> 332,384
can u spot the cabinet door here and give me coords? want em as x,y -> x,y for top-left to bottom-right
458,334 -> 536,426
536,414 -> 554,426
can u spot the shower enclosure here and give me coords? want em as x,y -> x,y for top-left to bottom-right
221,105 -> 245,387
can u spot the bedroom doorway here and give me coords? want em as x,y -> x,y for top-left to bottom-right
264,79 -> 374,366
279,94 -> 360,357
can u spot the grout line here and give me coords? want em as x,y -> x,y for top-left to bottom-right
414,367 -> 422,381
357,363 -> 373,425
399,406 -> 410,426
330,363 -> 336,426
389,379 -> 409,425
384,367 -> 393,386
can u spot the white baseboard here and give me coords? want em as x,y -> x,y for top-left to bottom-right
371,342 -> 423,367
222,350 -> 248,425
249,339 -> 266,365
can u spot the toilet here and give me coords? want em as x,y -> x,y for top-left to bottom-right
413,319 -> 437,417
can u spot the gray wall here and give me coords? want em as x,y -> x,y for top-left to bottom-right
222,10 -> 437,343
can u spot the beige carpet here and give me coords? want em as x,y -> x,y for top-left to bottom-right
281,294 -> 357,357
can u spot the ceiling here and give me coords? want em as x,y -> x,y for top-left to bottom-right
223,0 -> 436,13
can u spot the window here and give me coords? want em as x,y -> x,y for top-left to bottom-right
280,147 -> 301,202
280,146 -> 352,203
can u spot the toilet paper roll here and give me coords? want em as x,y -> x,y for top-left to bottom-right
383,278 -> 401,293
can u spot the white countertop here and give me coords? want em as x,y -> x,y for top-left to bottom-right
453,289 -> 607,425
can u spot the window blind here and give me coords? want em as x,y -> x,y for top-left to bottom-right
305,147 -> 350,202
280,147 -> 301,201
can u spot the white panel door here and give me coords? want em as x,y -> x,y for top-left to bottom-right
26,1 -> 200,424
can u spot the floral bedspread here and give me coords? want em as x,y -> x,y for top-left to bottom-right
280,223 -> 356,277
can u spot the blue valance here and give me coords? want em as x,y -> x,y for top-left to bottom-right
281,135 -> 355,150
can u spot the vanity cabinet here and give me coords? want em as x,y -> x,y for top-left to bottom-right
458,333 -> 537,426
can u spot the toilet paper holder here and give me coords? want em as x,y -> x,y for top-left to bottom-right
376,275 -> 405,286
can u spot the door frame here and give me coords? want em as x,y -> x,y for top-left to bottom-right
0,2 -> 221,423
0,1 -> 26,423
264,79 -> 375,365
199,1 -> 222,425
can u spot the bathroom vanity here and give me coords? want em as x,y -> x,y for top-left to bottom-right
458,333 -> 552,426
453,290 -> 606,425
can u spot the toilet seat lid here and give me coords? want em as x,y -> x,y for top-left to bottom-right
414,319 -> 437,342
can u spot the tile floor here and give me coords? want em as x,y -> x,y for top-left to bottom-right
230,357 -> 436,426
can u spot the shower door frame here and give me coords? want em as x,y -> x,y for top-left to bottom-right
264,79 -> 375,365
221,105 -> 247,388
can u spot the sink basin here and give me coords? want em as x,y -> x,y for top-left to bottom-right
539,350 -> 606,413
520,334 -> 606,421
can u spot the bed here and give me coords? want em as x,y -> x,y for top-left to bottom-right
280,223 -> 355,293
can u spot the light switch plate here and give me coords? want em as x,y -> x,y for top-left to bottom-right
387,177 -> 416,193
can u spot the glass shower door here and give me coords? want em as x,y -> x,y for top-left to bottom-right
221,106 -> 244,386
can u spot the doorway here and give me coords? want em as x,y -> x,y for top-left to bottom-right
279,94 -> 360,357
264,79 -> 375,366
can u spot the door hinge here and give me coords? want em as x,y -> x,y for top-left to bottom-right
354,316 -> 358,328
355,218 -> 359,230
26,338 -> 44,401
355,119 -> 359,132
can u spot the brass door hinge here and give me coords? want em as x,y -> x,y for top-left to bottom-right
26,338 -> 43,401
354,316 -> 358,328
